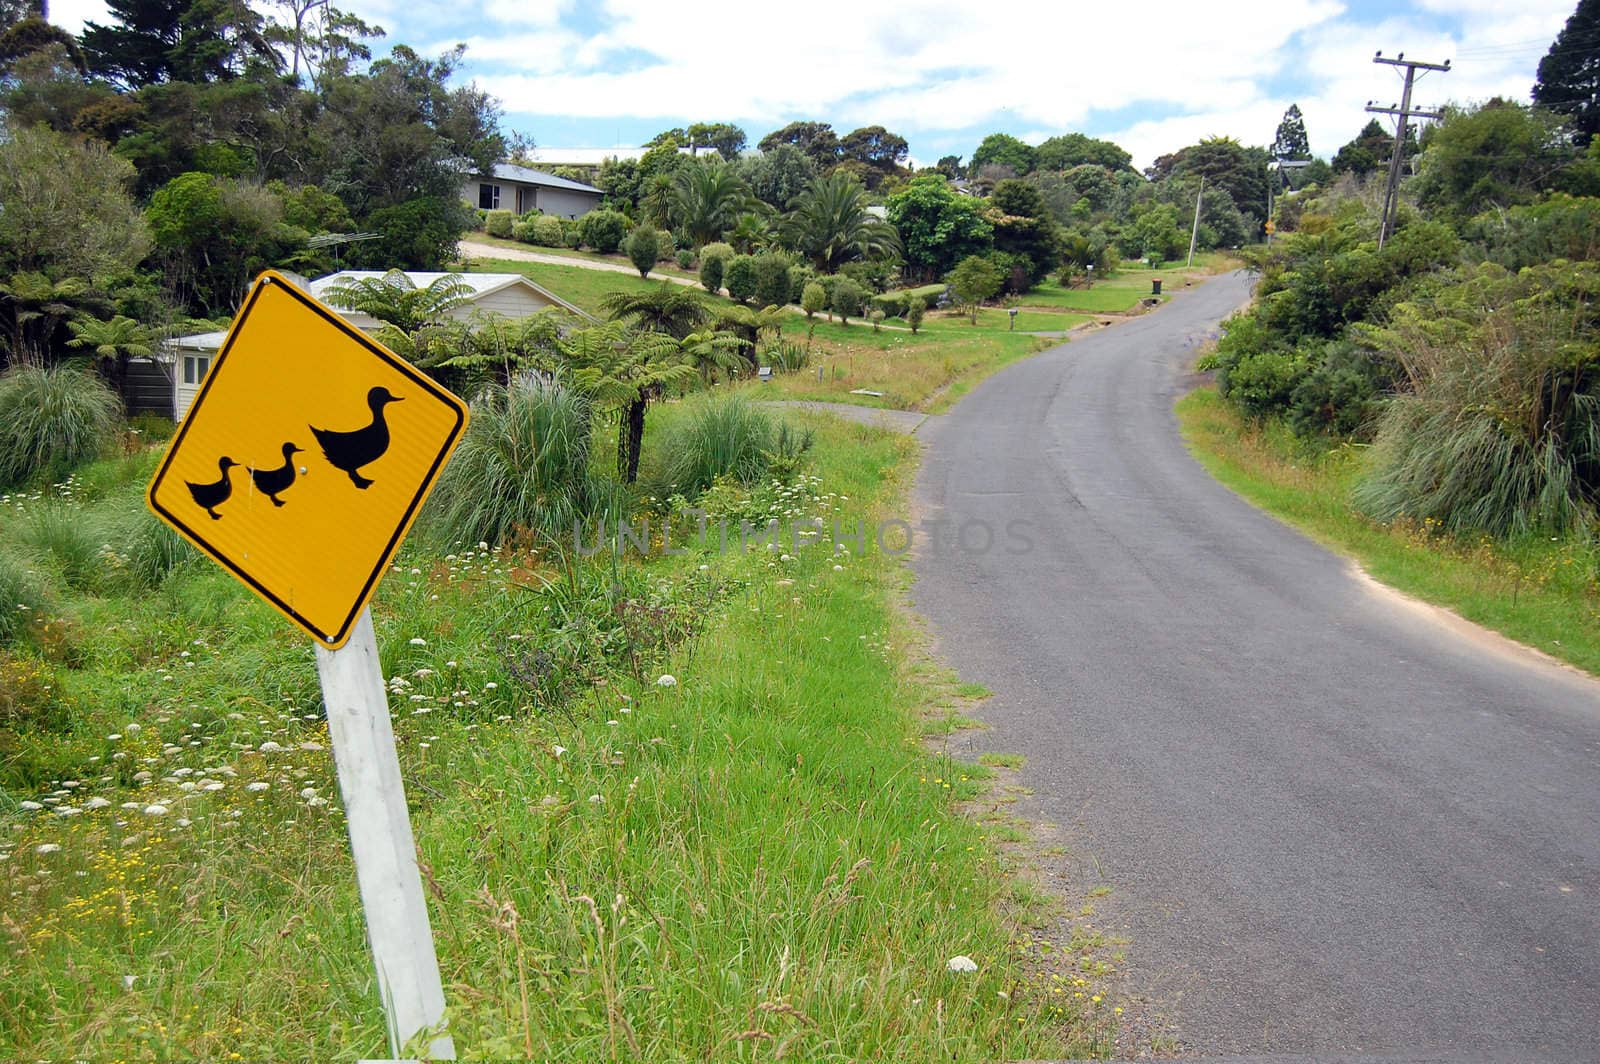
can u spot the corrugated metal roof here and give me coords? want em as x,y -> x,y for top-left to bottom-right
489,163 -> 603,195
308,271 -> 533,299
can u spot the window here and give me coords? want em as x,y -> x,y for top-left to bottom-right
183,355 -> 210,385
478,183 -> 500,210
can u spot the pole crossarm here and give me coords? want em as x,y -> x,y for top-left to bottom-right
1368,53 -> 1451,249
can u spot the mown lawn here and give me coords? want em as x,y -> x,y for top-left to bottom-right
1177,386 -> 1600,675
0,407 -> 1113,1060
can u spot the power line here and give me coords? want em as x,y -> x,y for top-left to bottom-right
1366,51 -> 1451,250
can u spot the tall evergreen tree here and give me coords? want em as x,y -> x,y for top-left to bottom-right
1272,103 -> 1311,160
1533,0 -> 1600,146
80,0 -> 280,88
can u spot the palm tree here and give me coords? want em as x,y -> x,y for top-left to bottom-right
599,284 -> 711,340
727,211 -> 772,254
321,270 -> 473,332
67,314 -> 157,398
0,272 -> 90,367
552,321 -> 697,483
778,174 -> 902,272
668,160 -> 756,248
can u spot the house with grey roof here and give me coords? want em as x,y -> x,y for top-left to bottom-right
464,163 -> 604,218
151,271 -> 590,420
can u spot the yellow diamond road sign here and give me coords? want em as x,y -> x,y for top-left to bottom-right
148,271 -> 469,649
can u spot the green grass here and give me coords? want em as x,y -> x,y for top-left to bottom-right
1177,385 -> 1600,674
0,408 -> 1113,1060
468,257 -> 728,316
464,233 -> 700,279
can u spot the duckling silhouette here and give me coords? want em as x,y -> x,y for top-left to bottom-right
186,457 -> 238,520
249,442 -> 304,507
309,387 -> 403,490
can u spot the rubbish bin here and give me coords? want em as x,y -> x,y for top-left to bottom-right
1151,279 -> 1163,296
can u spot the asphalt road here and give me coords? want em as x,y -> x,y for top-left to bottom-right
908,272 -> 1600,1061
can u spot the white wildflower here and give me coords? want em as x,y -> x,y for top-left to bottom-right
245,782 -> 270,793
946,955 -> 978,973
656,674 -> 678,687
35,843 -> 60,854
142,804 -> 169,817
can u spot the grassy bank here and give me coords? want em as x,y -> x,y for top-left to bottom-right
0,408 -> 1106,1060
1177,386 -> 1600,674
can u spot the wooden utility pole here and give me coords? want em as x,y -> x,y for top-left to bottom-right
1186,176 -> 1203,267
1366,51 -> 1449,249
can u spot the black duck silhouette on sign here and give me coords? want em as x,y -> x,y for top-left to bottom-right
311,386 -> 403,489
187,456 -> 238,520
249,442 -> 305,507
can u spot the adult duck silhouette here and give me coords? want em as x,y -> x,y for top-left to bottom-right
249,442 -> 304,507
310,386 -> 402,489
187,457 -> 238,520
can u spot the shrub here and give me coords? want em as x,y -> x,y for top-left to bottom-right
699,254 -> 725,293
0,553 -> 46,647
1286,341 -> 1390,438
840,258 -> 895,294
512,219 -> 535,243
907,296 -> 926,334
485,209 -> 515,238
762,339 -> 810,373
724,254 -> 758,303
474,209 -> 488,230
656,230 -> 677,262
1219,348 -> 1310,419
564,228 -> 582,249
659,394 -> 812,498
0,650 -> 67,733
0,365 -> 121,489
830,277 -> 866,324
787,265 -> 814,304
626,225 -> 661,278
801,282 -> 827,319
1352,262 -> 1600,536
528,215 -> 563,247
423,377 -> 602,548
676,249 -> 695,270
578,209 -> 628,254
872,291 -> 909,319
752,252 -> 793,308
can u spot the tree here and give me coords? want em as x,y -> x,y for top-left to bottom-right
67,314 -> 156,397
147,172 -> 300,315
1332,119 -> 1402,176
723,254 -> 757,303
933,155 -> 964,179
0,14 -> 84,76
800,281 -> 826,319
0,125 -> 150,283
885,174 -> 994,282
1034,133 -> 1132,173
0,271 -> 87,366
1273,104 -> 1311,160
322,270 -> 472,333
599,284 -> 711,341
970,133 -> 1035,175
989,179 -> 1062,288
736,143 -> 816,209
829,276 -> 865,324
667,159 -> 754,247
555,320 -> 696,483
80,0 -> 281,88
351,195 -> 471,271
1534,0 -> 1600,146
1127,204 -> 1184,263
838,125 -> 909,187
906,296 -> 925,334
758,121 -> 840,167
1413,100 -> 1580,220
779,173 -> 901,272
626,224 -> 661,278
947,255 -> 1003,323
685,121 -> 747,160
1150,136 -> 1270,227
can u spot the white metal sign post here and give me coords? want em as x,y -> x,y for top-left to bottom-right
317,609 -> 455,1060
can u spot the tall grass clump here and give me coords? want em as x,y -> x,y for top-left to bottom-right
658,394 -> 812,497
0,364 -> 122,489
121,509 -> 198,588
1352,262 -> 1600,536
0,552 -> 46,646
17,504 -> 105,592
423,376 -> 602,547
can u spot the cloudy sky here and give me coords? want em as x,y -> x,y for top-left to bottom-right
51,0 -> 1577,168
